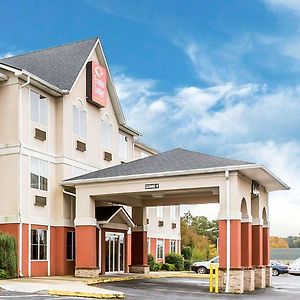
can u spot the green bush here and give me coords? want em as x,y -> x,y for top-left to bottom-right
153,263 -> 162,271
160,263 -> 175,271
0,269 -> 8,279
181,246 -> 192,260
0,233 -> 17,279
165,253 -> 184,271
184,259 -> 192,271
147,254 -> 156,271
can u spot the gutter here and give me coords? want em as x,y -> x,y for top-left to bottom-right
225,170 -> 231,293
62,164 -> 289,191
18,74 -> 31,277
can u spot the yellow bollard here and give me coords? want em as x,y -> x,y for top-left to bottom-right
209,264 -> 214,293
209,263 -> 219,293
215,264 -> 219,293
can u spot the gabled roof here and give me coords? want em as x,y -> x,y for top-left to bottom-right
95,206 -> 135,227
0,38 -> 98,91
67,148 -> 253,181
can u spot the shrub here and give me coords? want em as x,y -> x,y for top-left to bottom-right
181,246 -> 192,260
0,233 -> 17,279
0,269 -> 8,279
160,263 -> 175,271
153,263 -> 162,271
184,259 -> 192,271
165,253 -> 184,271
147,254 -> 156,271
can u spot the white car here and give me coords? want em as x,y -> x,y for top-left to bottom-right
289,258 -> 300,275
191,256 -> 219,274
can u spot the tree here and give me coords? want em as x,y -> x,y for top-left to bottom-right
270,236 -> 288,248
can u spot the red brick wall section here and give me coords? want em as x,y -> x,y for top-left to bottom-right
150,238 -> 156,259
165,239 -> 170,257
75,225 -> 97,269
241,222 -> 252,268
131,231 -> 147,266
219,220 -> 242,269
252,225 -> 263,267
127,234 -> 132,266
263,227 -> 270,266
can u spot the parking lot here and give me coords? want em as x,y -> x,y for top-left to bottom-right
1,274 -> 300,299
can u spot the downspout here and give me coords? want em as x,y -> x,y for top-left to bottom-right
18,74 -> 31,277
225,170 -> 231,293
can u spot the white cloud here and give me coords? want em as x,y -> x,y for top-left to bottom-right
263,0 -> 300,14
114,72 -> 300,236
0,52 -> 15,59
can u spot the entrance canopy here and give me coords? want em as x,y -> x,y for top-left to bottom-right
63,148 -> 289,209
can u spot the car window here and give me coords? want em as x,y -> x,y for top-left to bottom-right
211,256 -> 219,263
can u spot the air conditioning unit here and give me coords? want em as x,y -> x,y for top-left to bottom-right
34,196 -> 47,207
34,128 -> 47,141
104,151 -> 112,161
158,221 -> 164,227
76,140 -> 86,152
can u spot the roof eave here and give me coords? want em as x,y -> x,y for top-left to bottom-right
62,164 -> 289,192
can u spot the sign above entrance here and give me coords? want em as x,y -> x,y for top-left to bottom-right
86,61 -> 107,108
145,183 -> 159,190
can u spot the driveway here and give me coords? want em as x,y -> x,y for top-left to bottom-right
99,275 -> 300,299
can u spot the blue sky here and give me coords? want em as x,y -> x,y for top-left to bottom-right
1,0 -> 300,236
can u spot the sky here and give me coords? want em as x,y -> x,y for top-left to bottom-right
1,0 -> 300,236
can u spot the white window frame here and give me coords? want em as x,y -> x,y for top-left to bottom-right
119,134 -> 128,161
156,239 -> 164,260
31,229 -> 48,261
30,157 -> 48,191
157,206 -> 163,219
101,115 -> 113,152
30,90 -> 48,126
170,240 -> 177,253
73,104 -> 87,139
147,238 -> 151,254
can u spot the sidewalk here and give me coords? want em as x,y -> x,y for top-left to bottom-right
0,276 -> 124,299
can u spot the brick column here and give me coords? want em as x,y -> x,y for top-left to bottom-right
241,219 -> 254,291
74,191 -> 99,277
252,219 -> 265,288
263,226 -> 271,287
129,207 -> 149,273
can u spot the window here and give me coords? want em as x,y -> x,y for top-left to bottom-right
147,238 -> 151,254
67,231 -> 75,260
119,134 -> 128,161
171,240 -> 177,253
156,239 -> 164,259
73,105 -> 87,138
31,158 -> 48,191
30,91 -> 48,126
31,229 -> 47,260
170,206 -> 176,220
157,206 -> 163,218
101,116 -> 113,151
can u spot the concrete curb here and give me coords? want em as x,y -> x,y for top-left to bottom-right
48,289 -> 125,299
87,273 -> 209,285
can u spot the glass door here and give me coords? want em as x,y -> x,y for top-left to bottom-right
105,232 -> 125,273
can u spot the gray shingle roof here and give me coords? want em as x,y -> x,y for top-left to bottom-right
67,148 -> 253,181
0,38 -> 98,90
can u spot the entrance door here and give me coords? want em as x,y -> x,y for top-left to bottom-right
105,232 -> 125,273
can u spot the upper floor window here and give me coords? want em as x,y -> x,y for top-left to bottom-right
30,91 -> 48,126
73,103 -> 87,139
101,115 -> 112,151
31,157 -> 48,191
170,206 -> 176,220
157,206 -> 163,219
119,134 -> 128,161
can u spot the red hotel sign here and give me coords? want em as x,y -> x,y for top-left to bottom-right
86,61 -> 107,108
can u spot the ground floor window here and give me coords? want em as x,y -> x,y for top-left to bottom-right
170,240 -> 177,253
67,231 -> 75,260
156,239 -> 164,259
31,229 -> 47,260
